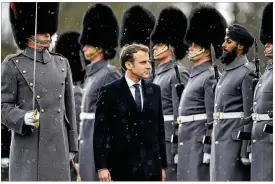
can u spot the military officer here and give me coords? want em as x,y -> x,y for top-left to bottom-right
177,6 -> 227,181
211,23 -> 257,181
150,6 -> 189,181
2,3 -> 78,181
250,2 -> 273,181
78,3 -> 121,181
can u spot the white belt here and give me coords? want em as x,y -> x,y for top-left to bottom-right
252,113 -> 273,121
80,112 -> 95,120
213,112 -> 244,120
177,113 -> 207,124
164,115 -> 174,122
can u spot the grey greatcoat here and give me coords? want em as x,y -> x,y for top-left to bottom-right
251,60 -> 273,181
153,60 -> 189,181
177,61 -> 216,181
211,55 -> 257,181
78,60 -> 121,181
1,47 -> 78,181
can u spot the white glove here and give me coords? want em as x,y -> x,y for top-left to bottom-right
69,152 -> 75,160
249,153 -> 252,163
24,111 -> 40,126
203,153 -> 211,164
241,157 -> 251,165
174,154 -> 178,164
1,158 -> 9,168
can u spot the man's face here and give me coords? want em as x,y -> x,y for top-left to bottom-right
153,43 -> 169,61
35,33 -> 51,48
82,45 -> 99,61
187,43 -> 205,63
128,51 -> 151,79
264,43 -> 273,58
221,37 -> 238,64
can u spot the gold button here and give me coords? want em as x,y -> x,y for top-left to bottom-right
57,109 -> 61,113
59,95 -> 62,99
15,60 -> 19,63
215,141 -> 219,144
41,109 -> 45,113
36,95 -> 41,99
23,70 -> 26,74
60,57 -> 64,61
61,68 -> 65,72
30,83 -> 33,87
252,139 -> 256,143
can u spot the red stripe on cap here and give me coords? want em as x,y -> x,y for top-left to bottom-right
10,3 -> 16,14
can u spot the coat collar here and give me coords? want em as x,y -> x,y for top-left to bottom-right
190,60 -> 212,78
85,60 -> 108,77
224,55 -> 248,71
22,46 -> 51,64
119,75 -> 153,113
156,60 -> 173,75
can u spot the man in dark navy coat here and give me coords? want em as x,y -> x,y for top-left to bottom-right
93,43 -> 167,181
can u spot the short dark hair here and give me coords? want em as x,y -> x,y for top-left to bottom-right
120,43 -> 149,71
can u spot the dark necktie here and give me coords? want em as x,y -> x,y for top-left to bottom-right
133,84 -> 142,111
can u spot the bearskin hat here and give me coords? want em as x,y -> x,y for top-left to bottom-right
79,3 -> 119,60
9,2 -> 59,50
151,6 -> 188,60
185,6 -> 227,58
120,5 -> 156,48
260,2 -> 273,45
55,31 -> 85,83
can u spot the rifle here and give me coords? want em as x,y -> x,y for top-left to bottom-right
253,37 -> 261,90
210,44 -> 220,83
168,45 -> 185,100
237,38 -> 261,140
202,44 -> 219,145
168,45 -> 185,144
150,40 -> 155,81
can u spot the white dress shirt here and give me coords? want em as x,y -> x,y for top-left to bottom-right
125,75 -> 144,109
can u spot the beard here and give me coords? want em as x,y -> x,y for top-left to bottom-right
220,46 -> 237,65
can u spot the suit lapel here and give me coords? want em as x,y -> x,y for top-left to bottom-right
141,79 -> 153,113
119,76 -> 139,112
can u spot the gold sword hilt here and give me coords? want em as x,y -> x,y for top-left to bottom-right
33,108 -> 40,128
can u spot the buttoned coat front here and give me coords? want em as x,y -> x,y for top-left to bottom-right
251,60 -> 273,181
1,47 -> 78,181
210,55 -> 257,181
177,61 -> 216,181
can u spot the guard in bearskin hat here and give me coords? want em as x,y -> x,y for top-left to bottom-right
150,6 -> 189,181
78,3 -> 121,181
55,31 -> 85,181
176,5 -> 227,181
250,2 -> 273,181
211,8 -> 258,183
2,2 -> 78,181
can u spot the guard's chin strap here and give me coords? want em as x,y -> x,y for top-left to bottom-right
187,47 -> 206,59
30,35 -> 51,45
84,47 -> 99,60
265,48 -> 273,55
153,44 -> 169,58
